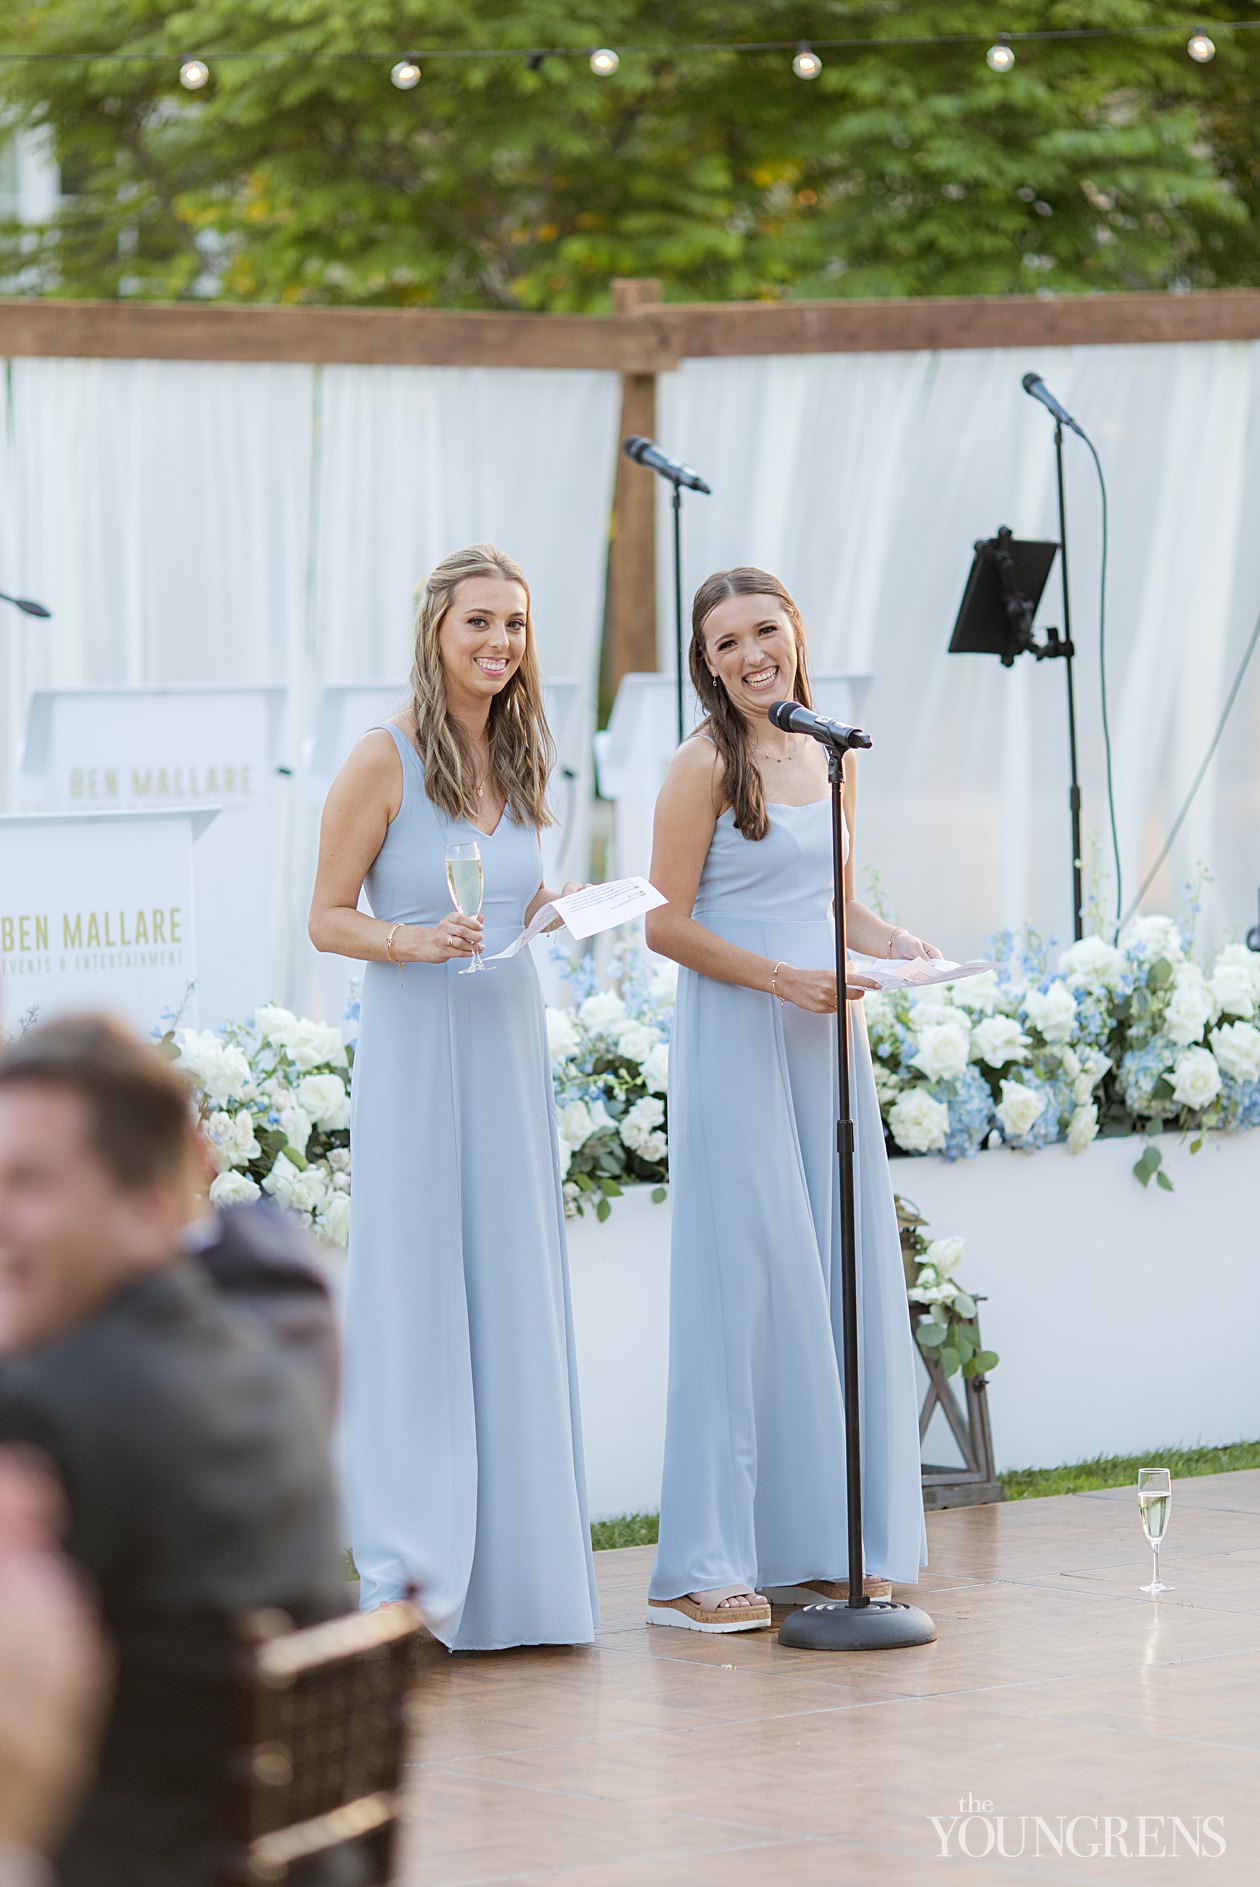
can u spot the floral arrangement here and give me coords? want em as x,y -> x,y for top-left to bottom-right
864,916 -> 1260,1181
167,1005 -> 353,1246
898,1198 -> 999,1380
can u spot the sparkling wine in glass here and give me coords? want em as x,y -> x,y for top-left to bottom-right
444,841 -> 485,975
1137,1467 -> 1174,1595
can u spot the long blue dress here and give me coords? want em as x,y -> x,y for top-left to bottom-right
345,722 -> 598,1650
649,794 -> 928,1600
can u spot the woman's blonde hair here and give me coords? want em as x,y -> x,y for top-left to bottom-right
690,566 -> 815,842
409,544 -> 554,830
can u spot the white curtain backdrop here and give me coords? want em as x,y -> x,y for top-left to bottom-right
0,356 -> 621,1011
658,343 -> 1260,956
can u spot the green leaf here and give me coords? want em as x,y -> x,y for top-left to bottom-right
1155,1169 -> 1174,1192
975,1349 -> 1000,1372
650,1186 -> 667,1204
1147,957 -> 1174,989
1189,1136 -> 1204,1155
598,1176 -> 623,1198
916,1321 -> 948,1348
1132,1145 -> 1161,1187
572,1172 -> 594,1192
930,1303 -> 950,1325
595,1197 -> 612,1223
939,1347 -> 961,1376
951,1291 -> 976,1318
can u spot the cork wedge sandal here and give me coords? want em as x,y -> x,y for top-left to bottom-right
761,1577 -> 893,1606
646,1585 -> 773,1633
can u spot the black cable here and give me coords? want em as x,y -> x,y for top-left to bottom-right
1118,593 -> 1260,929
1080,434 -> 1122,934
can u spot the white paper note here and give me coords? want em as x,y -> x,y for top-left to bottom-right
855,956 -> 995,993
483,876 -> 668,961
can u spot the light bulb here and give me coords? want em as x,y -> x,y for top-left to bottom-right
1186,31 -> 1216,64
986,40 -> 1015,73
589,48 -> 620,76
179,57 -> 210,91
792,44 -> 822,80
390,54 -> 422,90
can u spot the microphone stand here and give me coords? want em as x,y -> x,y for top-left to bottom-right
779,730 -> 936,1653
670,484 -> 685,745
1052,421 -> 1085,943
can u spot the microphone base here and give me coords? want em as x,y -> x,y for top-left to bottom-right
778,1597 -> 937,1652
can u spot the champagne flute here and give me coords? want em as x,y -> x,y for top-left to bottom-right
1137,1467 -> 1174,1594
444,841 -> 485,975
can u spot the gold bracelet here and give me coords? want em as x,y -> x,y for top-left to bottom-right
886,928 -> 906,958
771,961 -> 785,1006
385,923 -> 404,987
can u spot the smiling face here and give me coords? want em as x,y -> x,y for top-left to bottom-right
700,591 -> 801,722
436,575 -> 528,712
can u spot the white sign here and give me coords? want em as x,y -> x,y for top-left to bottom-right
21,688 -> 286,1027
0,808 -> 215,1034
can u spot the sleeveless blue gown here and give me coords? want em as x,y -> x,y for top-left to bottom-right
649,794 -> 928,1600
345,723 -> 597,1650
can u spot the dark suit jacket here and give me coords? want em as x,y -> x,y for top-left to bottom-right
0,1259 -> 351,1887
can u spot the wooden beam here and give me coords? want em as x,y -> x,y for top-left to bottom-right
0,297 -> 672,372
649,289 -> 1260,357
604,281 -> 662,701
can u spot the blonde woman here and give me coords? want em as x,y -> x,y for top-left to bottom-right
644,567 -> 936,1631
309,545 -> 596,1651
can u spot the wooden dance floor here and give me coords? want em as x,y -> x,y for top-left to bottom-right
397,1471 -> 1260,1884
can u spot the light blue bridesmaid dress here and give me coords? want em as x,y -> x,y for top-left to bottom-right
345,722 -> 598,1650
649,789 -> 928,1601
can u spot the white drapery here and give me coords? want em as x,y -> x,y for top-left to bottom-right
0,356 -> 621,1008
658,343 -> 1260,954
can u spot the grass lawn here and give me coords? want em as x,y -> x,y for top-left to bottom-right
589,1438 -> 1260,1552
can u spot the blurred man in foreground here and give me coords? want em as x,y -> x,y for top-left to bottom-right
0,1015 -> 350,1887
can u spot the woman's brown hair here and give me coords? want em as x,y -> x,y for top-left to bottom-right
409,543 -> 555,830
689,566 -> 815,841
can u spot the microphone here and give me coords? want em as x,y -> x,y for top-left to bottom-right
1021,372 -> 1086,439
0,589 -> 51,618
623,436 -> 712,494
769,700 -> 872,750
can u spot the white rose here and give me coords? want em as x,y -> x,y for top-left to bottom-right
316,1191 -> 351,1247
888,1088 -> 949,1154
616,1022 -> 658,1064
253,1003 -> 299,1044
970,1015 -> 1031,1068
287,1164 -> 332,1215
1169,1045 -> 1222,1111
282,1019 -> 348,1071
1164,964 -> 1213,1048
872,1063 -> 903,1106
545,1008 -> 582,1061
908,1280 -> 957,1305
276,1100 -> 313,1157
1058,936 -> 1126,989
1058,1046 -> 1081,1081
1209,962 -> 1257,1021
910,1026 -> 969,1082
649,959 -> 679,1001
638,1130 -> 668,1162
1122,914 -> 1183,962
642,1042 -> 670,1094
174,1029 -> 252,1106
620,1095 -> 666,1151
296,1073 -> 351,1132
995,1079 -> 1046,1141
907,1000 -> 971,1036
262,1152 -> 301,1209
952,971 -> 1004,1014
557,1100 -> 595,1149
578,991 -> 626,1035
1210,1020 -> 1260,1086
1021,982 -> 1077,1044
923,1235 -> 965,1279
209,1169 -> 262,1208
1066,1101 -> 1098,1153
205,1108 -> 262,1171
1213,944 -> 1260,1003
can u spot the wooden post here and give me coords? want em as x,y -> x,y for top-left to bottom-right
603,279 -> 662,709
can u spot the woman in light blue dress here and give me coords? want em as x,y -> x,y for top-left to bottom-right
645,566 -> 937,1632
309,544 -> 597,1651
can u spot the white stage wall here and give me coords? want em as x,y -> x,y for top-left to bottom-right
657,342 -> 1260,957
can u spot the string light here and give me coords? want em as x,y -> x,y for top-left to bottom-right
986,36 -> 1015,72
390,52 -> 421,89
178,56 -> 209,90
792,42 -> 822,79
1186,30 -> 1216,61
589,48 -> 619,76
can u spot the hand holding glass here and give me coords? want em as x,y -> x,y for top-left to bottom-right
444,842 -> 485,974
1137,1467 -> 1173,1595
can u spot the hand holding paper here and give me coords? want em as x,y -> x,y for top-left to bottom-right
854,956 -> 995,994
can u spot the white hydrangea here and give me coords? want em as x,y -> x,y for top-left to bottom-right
1022,982 -> 1077,1044
316,1192 -> 351,1247
1066,1101 -> 1099,1154
888,1088 -> 949,1154
970,1015 -> 1031,1068
923,1235 -> 965,1278
173,1029 -> 252,1106
1210,1020 -> 1260,1086
642,1042 -> 670,1095
620,1095 -> 666,1152
1058,936 -> 1126,990
297,1073 -> 351,1132
204,1108 -> 262,1172
995,1079 -> 1046,1141
209,1168 -> 262,1208
545,1007 -> 582,1062
910,1026 -> 969,1082
872,1063 -> 903,1107
578,991 -> 626,1034
326,1147 -> 351,1173
1169,1045 -> 1222,1111
1122,914 -> 1184,963
1212,944 -> 1260,1004
1164,964 -> 1213,1048
907,1279 -> 957,1306
638,1130 -> 668,1162
1209,959 -> 1259,1020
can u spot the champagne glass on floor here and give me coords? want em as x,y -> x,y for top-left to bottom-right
445,841 -> 485,974
1137,1467 -> 1174,1594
